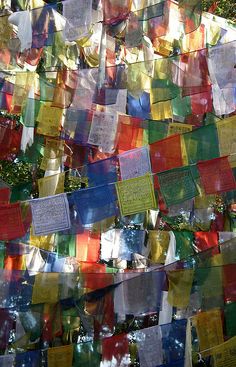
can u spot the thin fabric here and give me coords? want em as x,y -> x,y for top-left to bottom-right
157,166 -> 198,207
197,156 -> 236,195
72,184 -> 118,225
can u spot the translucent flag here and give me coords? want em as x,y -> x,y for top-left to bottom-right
86,157 -> 118,187
119,146 -> 151,180
116,174 -> 157,217
72,184 -> 118,225
135,325 -> 163,367
167,269 -> 194,308
157,166 -> 198,207
193,309 -> 224,357
183,124 -> 219,164
150,134 -> 183,173
38,172 -> 65,198
47,344 -> 73,367
30,194 -> 71,236
0,203 -> 25,241
197,156 -> 236,195
32,273 -> 59,304
88,111 -> 118,153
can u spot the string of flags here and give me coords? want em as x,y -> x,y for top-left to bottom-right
0,0 -> 235,366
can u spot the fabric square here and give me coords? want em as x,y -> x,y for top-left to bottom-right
183,124 -> 219,164
157,166 -> 198,207
72,184 -> 118,225
87,111 -> 118,153
101,333 -> 129,367
150,134 -> 183,173
197,156 -> 236,194
76,230 -> 100,262
86,157 -> 118,187
30,194 -> 71,235
116,174 -> 157,217
0,202 -> 25,241
194,232 -> 219,252
119,146 -> 151,180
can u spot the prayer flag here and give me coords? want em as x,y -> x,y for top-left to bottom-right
116,174 -> 157,217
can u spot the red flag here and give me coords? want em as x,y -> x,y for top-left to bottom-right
0,202 -> 25,241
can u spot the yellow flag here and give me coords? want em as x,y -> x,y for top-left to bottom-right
168,122 -> 193,136
37,102 -> 64,137
193,309 -> 224,357
32,273 -> 59,304
167,269 -> 194,308
148,230 -> 169,264
30,229 -> 55,251
116,174 -> 157,217
48,344 -> 74,367
151,100 -> 173,120
38,172 -> 65,198
211,336 -> 236,367
217,115 -> 236,167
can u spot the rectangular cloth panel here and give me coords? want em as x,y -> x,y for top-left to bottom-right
127,92 -> 151,120
115,174 -> 157,217
208,41 -> 236,89
193,309 -> 224,357
38,172 -> 65,198
15,350 -> 41,367
157,166 -> 198,207
114,270 -> 165,316
167,122 -> 192,136
72,184 -> 118,225
74,341 -> 101,367
118,229 -> 145,261
32,273 -> 59,304
0,309 -> 15,349
86,156 -> 118,187
63,0 -> 92,42
80,263 -> 112,290
62,109 -> 93,144
47,344 -> 74,367
172,49 -> 210,97
148,230 -> 170,264
0,187 -> 10,203
209,336 -> 236,367
36,102 -> 63,137
217,116 -> 236,167
167,269 -> 194,308
183,124 -> 219,164
174,231 -> 194,260
76,230 -> 100,262
0,202 -> 25,241
160,319 -> 187,364
147,120 -> 168,144
87,111 -> 119,153
101,333 -> 129,367
223,264 -> 236,302
150,134 -> 183,173
225,302 -> 236,338
0,120 -> 22,161
171,94 -> 192,118
117,115 -> 145,152
197,156 -> 236,195
190,88 -> 213,115
30,194 -> 71,236
119,146 -> 151,180
194,231 -> 219,252
135,325 -> 163,367
195,266 -> 223,310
